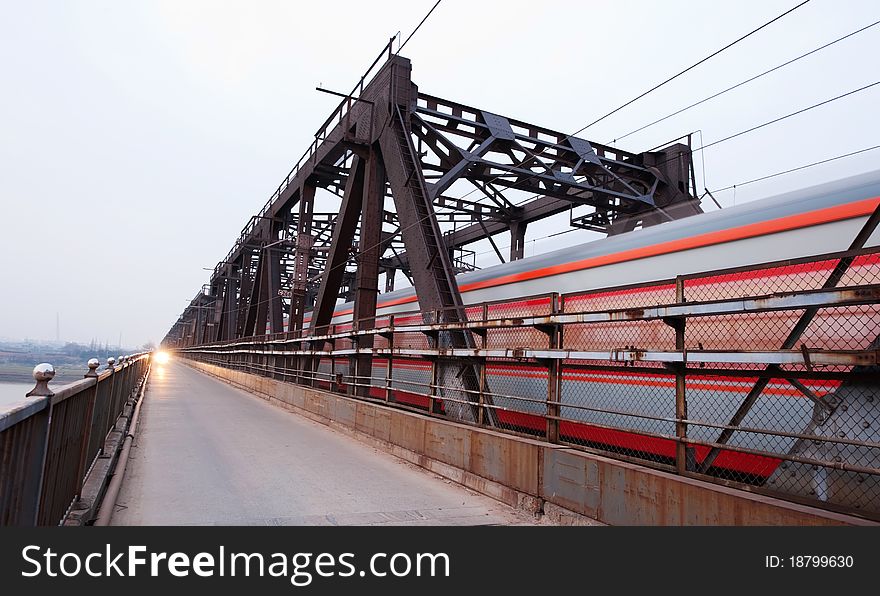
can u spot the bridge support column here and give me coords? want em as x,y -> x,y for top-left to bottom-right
291,183 -> 316,335
267,242 -> 284,334
236,250 -> 255,338
351,148 -> 386,398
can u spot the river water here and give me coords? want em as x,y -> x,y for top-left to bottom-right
0,382 -> 37,409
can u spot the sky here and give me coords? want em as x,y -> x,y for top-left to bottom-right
1,0 -> 878,348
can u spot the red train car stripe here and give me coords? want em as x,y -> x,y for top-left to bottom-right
328,196 -> 879,315
494,411 -> 781,476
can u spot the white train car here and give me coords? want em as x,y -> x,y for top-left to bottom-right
302,170 -> 880,486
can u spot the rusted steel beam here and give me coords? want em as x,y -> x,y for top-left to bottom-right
351,150 -> 386,397
236,250 -> 254,337
310,156 -> 366,335
267,244 -> 284,334
290,184 -> 315,335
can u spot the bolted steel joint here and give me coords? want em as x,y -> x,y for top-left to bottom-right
85,357 -> 100,378
26,363 -> 55,397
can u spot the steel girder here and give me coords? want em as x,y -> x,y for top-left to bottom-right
163,53 -> 701,426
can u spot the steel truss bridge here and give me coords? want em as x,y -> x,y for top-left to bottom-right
156,43 -> 880,522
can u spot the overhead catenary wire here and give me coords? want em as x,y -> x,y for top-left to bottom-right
694,80 -> 880,154
608,18 -> 880,145
712,145 -> 880,193
571,0 -> 813,135
510,78 -> 879,214
445,0 -> 813,207
397,0 -> 443,54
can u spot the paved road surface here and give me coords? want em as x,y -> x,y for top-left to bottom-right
111,361 -> 536,526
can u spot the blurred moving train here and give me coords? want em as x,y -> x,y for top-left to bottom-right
301,171 -> 880,499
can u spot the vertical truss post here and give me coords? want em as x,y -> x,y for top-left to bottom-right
236,250 -> 254,338
221,273 -> 238,341
252,252 -> 270,336
351,149 -> 386,398
292,184 -> 316,385
310,156 -> 366,335
291,184 -> 316,334
374,56 -> 491,424
210,280 -> 224,342
267,243 -> 284,334
193,305 -> 203,346
309,156 -> 366,390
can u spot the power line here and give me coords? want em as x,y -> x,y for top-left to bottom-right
696,80 -> 879,153
515,78 -> 878,210
609,19 -> 880,145
441,1 -> 813,208
397,0 -> 443,54
571,0 -> 813,135
605,80 -> 880,198
712,145 -> 880,192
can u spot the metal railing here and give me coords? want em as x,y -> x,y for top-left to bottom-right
178,246 -> 880,520
0,353 -> 151,526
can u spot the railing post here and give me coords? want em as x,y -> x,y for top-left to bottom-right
385,315 -> 394,403
330,325 -> 337,392
478,358 -> 486,427
349,319 -> 359,396
73,360 -> 100,502
21,364 -> 54,526
84,358 -> 99,379
26,363 -> 55,399
102,357 -> 117,433
673,276 -> 692,474
429,358 -> 441,414
545,293 -> 562,443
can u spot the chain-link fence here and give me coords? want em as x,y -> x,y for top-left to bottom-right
180,245 -> 880,520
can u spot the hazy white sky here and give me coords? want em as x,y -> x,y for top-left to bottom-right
1,0 -> 878,347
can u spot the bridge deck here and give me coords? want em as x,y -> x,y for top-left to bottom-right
110,361 -> 534,526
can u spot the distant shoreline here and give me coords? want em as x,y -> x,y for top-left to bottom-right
0,373 -> 85,385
